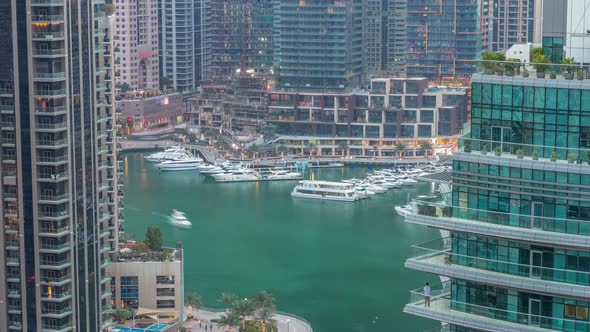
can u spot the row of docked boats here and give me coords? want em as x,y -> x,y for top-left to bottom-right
292,164 -> 450,202
144,146 -> 204,171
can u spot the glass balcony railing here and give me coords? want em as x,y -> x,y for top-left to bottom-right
37,122 -> 67,130
409,199 -> 590,237
33,49 -> 66,57
459,137 -> 590,164
40,274 -> 72,285
41,290 -> 72,300
475,59 -> 590,81
35,106 -> 67,113
40,258 -> 71,268
34,72 -> 66,80
39,193 -> 69,202
411,237 -> 590,286
40,242 -> 70,251
408,285 -> 590,331
39,225 -> 70,234
31,32 -> 65,40
42,306 -> 73,316
37,155 -> 67,163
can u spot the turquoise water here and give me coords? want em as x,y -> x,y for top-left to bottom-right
122,153 -> 440,332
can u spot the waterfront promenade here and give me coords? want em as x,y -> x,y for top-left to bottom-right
120,139 -> 444,166
183,309 -> 313,332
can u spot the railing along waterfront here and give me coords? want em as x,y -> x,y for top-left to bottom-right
410,199 -> 590,237
411,237 -> 590,286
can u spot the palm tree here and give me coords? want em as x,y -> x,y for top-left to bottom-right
337,142 -> 349,158
254,307 -> 275,332
394,143 -> 407,159
420,141 -> 433,158
219,292 -> 237,313
185,293 -> 202,312
251,291 -> 276,311
276,145 -> 288,158
306,142 -> 317,157
231,299 -> 255,331
216,312 -> 240,332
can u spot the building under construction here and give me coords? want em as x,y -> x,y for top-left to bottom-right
406,0 -> 492,78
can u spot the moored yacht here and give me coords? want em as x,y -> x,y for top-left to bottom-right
157,156 -> 202,171
144,146 -> 187,162
210,169 -> 260,182
291,180 -> 365,202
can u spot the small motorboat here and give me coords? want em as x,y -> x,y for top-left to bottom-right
171,209 -> 192,228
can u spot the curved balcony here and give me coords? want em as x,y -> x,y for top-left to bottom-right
403,200 -> 590,250
406,238 -> 590,300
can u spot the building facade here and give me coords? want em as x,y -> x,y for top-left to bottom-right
158,0 -> 196,92
403,71 -> 590,331
491,0 -> 536,51
267,78 -> 468,156
363,0 -> 407,77
117,92 -> 184,131
406,0 -> 491,78
0,1 -> 120,331
107,244 -> 184,326
273,0 -> 364,90
115,0 -> 160,91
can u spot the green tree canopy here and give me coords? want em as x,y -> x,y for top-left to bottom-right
144,226 -> 162,251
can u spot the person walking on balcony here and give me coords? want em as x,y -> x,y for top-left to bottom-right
424,282 -> 431,307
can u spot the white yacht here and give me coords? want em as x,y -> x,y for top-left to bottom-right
394,203 -> 415,217
144,147 -> 186,162
211,169 -> 260,182
291,180 -> 365,202
264,170 -> 303,181
157,156 -> 202,171
170,209 -> 192,228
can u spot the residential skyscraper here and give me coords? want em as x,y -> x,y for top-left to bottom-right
274,0 -> 364,90
491,0 -> 537,51
115,0 -> 160,91
406,0 -> 491,78
0,0 -> 120,331
363,0 -> 407,77
402,67 -> 590,331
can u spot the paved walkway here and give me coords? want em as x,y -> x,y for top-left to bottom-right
183,309 -> 312,332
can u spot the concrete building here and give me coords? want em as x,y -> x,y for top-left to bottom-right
491,0 -> 537,51
115,0 -> 160,91
273,0 -> 364,90
107,244 -> 184,330
266,78 -> 468,157
117,92 -> 184,131
363,0 -> 407,77
0,1 -> 121,330
402,66 -> 590,331
406,0 -> 492,78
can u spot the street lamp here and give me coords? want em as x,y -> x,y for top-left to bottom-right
286,319 -> 290,332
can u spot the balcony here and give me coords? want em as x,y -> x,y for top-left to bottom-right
403,200 -> 590,251
40,274 -> 72,286
404,285 -> 585,332
31,0 -> 64,4
7,273 -> 20,282
7,289 -> 21,297
6,257 -> 20,266
39,210 -> 70,221
40,242 -> 71,254
37,138 -> 67,148
41,306 -> 73,318
5,240 -> 19,250
35,88 -> 66,98
39,224 -> 70,236
33,48 -> 66,58
31,32 -> 65,40
34,72 -> 66,81
407,238 -> 590,300
35,106 -> 67,114
37,155 -> 68,165
41,290 -> 72,301
39,193 -> 69,204
40,258 -> 71,270
36,122 -> 67,132
38,172 -> 68,182
41,322 -> 73,332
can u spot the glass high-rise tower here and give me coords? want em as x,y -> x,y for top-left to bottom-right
274,0 -> 364,90
402,69 -> 590,330
0,0 -> 120,331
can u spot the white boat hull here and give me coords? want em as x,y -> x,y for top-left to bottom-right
290,191 -> 361,201
158,164 -> 201,171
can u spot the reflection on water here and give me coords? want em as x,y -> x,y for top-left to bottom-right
121,152 -> 441,332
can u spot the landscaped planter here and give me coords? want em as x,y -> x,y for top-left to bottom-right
536,72 -> 546,79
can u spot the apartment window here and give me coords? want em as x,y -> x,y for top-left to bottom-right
156,288 -> 175,297
156,275 -> 174,285
157,300 -> 175,309
120,276 -> 139,309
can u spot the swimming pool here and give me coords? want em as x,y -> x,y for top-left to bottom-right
113,323 -> 168,332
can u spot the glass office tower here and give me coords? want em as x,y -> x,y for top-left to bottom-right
0,0 -> 120,331
403,70 -> 590,331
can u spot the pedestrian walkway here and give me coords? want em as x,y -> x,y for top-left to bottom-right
183,309 -> 313,332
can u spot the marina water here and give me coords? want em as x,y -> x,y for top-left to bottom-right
122,152 -> 441,332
